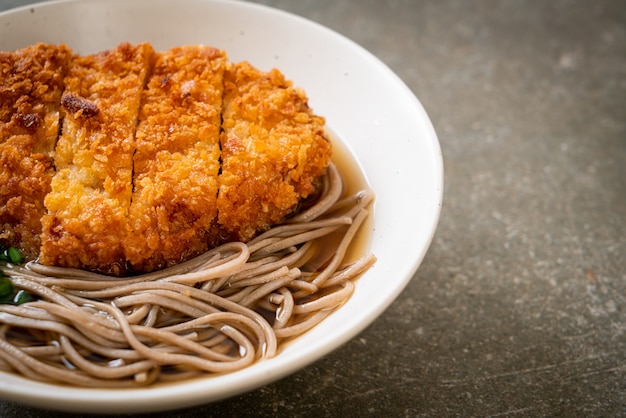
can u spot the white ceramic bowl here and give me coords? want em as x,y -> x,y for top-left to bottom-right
0,0 -> 443,413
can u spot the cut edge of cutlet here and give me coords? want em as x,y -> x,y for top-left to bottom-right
124,45 -> 227,274
40,42 -> 154,276
0,43 -> 72,260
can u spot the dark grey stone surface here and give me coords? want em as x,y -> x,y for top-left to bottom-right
1,0 -> 624,416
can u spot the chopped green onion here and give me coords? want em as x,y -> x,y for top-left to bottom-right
7,247 -> 24,264
0,247 -> 31,305
0,277 -> 12,298
12,289 -> 31,305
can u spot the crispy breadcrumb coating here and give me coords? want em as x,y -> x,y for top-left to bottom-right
40,42 -> 153,276
0,43 -> 71,260
2,42 -> 333,276
218,61 -> 332,242
124,46 -> 226,273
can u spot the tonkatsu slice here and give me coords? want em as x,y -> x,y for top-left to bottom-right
218,61 -> 333,242
0,43 -> 71,260
40,42 -> 153,276
125,45 -> 227,273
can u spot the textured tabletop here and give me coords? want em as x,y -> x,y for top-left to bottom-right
0,0 -> 624,416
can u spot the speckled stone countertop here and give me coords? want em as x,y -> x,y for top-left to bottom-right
0,0 -> 624,416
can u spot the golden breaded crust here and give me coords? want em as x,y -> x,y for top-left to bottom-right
1,43 -> 71,152
2,42 -> 333,276
124,46 -> 226,273
0,137 -> 55,260
40,42 -> 153,276
218,62 -> 332,242
0,43 -> 71,260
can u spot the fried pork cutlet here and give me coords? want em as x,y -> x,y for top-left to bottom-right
218,62 -> 333,242
40,42 -> 153,276
2,41 -> 333,276
0,43 -> 71,260
124,46 -> 226,273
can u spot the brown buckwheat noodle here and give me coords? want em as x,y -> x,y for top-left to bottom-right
0,163 -> 376,387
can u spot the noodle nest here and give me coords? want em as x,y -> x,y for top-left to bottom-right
0,163 -> 376,387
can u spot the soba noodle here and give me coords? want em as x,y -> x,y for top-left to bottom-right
0,162 -> 376,387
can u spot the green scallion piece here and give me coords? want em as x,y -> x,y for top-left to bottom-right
0,277 -> 12,298
12,289 -> 31,305
7,247 -> 24,264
